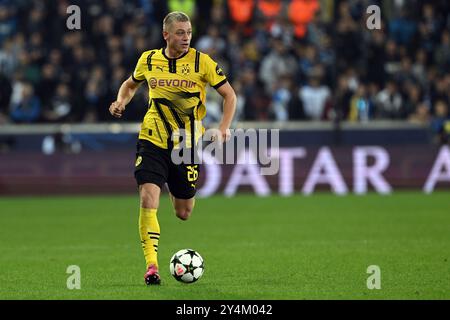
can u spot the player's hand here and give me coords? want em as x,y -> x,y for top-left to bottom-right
211,126 -> 231,143
109,101 -> 126,118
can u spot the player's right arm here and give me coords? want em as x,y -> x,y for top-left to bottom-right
109,77 -> 142,118
110,51 -> 149,118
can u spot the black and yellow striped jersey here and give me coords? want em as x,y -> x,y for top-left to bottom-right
131,47 -> 227,149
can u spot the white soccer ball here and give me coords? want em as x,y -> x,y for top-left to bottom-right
169,249 -> 205,283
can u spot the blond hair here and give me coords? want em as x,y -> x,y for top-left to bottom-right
163,11 -> 190,32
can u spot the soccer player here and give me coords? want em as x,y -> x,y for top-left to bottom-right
109,11 -> 236,285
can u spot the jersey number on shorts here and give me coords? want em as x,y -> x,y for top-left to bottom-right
186,165 -> 198,184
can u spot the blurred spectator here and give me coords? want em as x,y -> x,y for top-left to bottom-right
42,83 -> 73,123
333,75 -> 353,121
0,72 -> 11,123
241,67 -> 270,120
411,49 -> 428,86
419,3 -> 443,47
299,73 -> 331,120
270,16 -> 295,46
374,80 -> 403,119
0,5 -> 16,45
83,67 -> 109,123
36,63 -> 57,108
430,100 -> 450,144
252,19 -> 271,53
383,39 -> 401,78
409,102 -> 431,125
389,8 -> 417,46
270,76 -> 292,121
16,50 -> 40,85
431,76 -> 449,109
366,29 -> 386,86
334,0 -> 361,72
0,38 -> 17,75
434,30 -> 450,71
297,44 -> 318,82
9,81 -> 41,123
224,29 -> 244,79
394,57 -> 416,86
403,83 -> 423,118
287,82 -> 305,120
259,37 -> 296,93
195,25 -> 226,56
348,84 -> 373,122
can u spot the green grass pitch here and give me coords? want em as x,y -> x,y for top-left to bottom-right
0,192 -> 449,300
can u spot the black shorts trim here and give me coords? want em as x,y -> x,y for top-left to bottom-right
168,188 -> 196,200
134,170 -> 166,189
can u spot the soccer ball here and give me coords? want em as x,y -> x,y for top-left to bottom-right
169,249 -> 205,283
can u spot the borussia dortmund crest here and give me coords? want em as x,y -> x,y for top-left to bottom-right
181,64 -> 190,75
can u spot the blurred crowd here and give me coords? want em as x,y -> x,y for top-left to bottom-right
0,0 -> 449,142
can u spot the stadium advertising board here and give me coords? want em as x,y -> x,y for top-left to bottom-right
0,145 -> 449,196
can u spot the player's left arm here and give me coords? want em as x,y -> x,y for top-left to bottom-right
215,82 -> 237,142
202,53 -> 236,142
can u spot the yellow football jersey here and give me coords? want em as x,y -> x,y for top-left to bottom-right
132,47 -> 227,149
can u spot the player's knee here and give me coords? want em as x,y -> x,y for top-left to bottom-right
175,206 -> 193,221
140,189 -> 159,209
